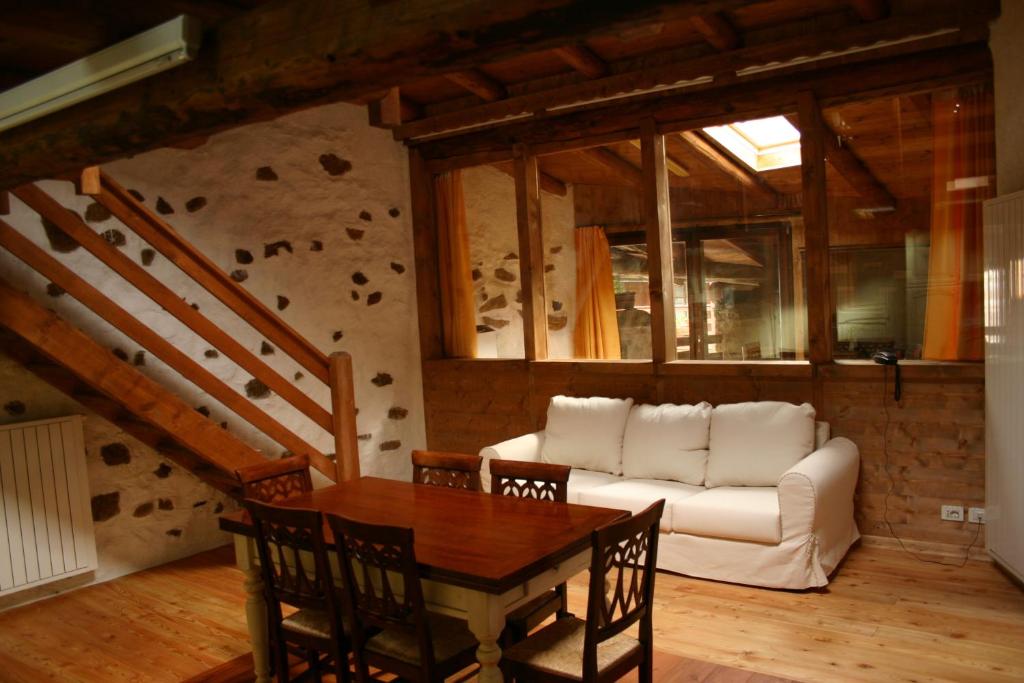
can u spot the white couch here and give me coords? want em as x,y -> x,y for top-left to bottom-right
480,396 -> 860,590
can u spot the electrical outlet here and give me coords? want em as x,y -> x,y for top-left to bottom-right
968,507 -> 986,524
940,504 -> 964,522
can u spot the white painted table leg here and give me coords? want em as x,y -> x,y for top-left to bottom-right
466,591 -> 506,683
235,535 -> 271,683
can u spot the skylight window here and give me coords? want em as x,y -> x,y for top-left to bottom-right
702,116 -> 802,172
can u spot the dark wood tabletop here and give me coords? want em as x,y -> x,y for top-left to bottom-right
220,476 -> 627,594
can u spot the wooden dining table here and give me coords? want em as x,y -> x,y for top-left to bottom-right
219,476 -> 627,683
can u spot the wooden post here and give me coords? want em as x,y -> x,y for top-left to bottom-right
79,167 -> 100,195
640,120 -> 677,364
329,351 -> 360,481
0,191 -> 8,215
409,149 -> 444,360
797,90 -> 834,367
513,144 -> 548,360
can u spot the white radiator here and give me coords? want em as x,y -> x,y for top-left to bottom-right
0,416 -> 97,595
984,190 -> 1024,582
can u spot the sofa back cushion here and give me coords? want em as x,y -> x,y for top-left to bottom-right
705,401 -> 816,487
621,402 -> 712,485
541,395 -> 633,474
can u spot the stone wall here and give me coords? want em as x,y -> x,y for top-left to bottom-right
0,102 -> 426,588
462,166 -> 575,358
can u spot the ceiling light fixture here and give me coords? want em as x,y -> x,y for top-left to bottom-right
0,15 -> 200,133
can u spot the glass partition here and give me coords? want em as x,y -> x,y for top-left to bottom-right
822,84 -> 994,360
538,138 -> 651,359
664,116 -> 807,359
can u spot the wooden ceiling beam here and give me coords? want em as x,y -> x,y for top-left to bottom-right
579,146 -> 644,188
445,70 -> 508,102
678,131 -> 778,199
784,113 -> 896,208
553,45 -> 610,78
368,88 -> 404,129
629,139 -> 689,177
395,5 -> 994,141
849,0 -> 889,22
0,0 -> 768,189
691,13 -> 741,51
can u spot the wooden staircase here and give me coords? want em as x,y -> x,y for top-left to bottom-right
0,169 -> 360,497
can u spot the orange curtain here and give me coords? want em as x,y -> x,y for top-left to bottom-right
922,85 -> 994,361
435,170 -> 477,358
573,227 -> 621,359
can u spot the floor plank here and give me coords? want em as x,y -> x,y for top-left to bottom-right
0,543 -> 1021,682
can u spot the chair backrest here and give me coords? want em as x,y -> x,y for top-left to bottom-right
244,500 -> 340,620
326,514 -> 437,672
411,450 -> 482,491
583,499 -> 665,679
489,459 -> 570,503
236,454 -> 313,503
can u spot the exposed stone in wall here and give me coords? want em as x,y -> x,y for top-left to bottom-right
389,207 -> 401,217
101,229 -> 126,247
156,197 -> 174,215
483,316 -> 510,329
359,210 -> 372,221
230,269 -> 248,282
548,315 -> 568,331
380,440 -> 401,451
46,283 -> 65,297
260,342 -> 274,356
256,166 -> 278,181
277,295 -> 290,311
100,442 -> 131,466
186,196 -> 207,213
310,240 -> 323,251
494,267 -> 516,282
91,492 -> 120,522
479,294 -> 507,313
235,249 -> 254,264
332,331 -> 344,342
42,216 -> 80,253
141,248 -> 156,266
372,372 -> 393,387
388,407 -> 408,420
158,498 -> 174,510
113,348 -> 129,361
154,463 -> 173,478
132,351 -> 146,366
245,378 -> 271,399
390,262 -> 405,274
85,202 -> 112,223
347,228 -> 364,240
133,502 -> 154,517
128,189 -> 145,202
367,292 -> 382,306
204,349 -> 219,359
264,241 -> 293,258
319,153 -> 353,176
352,272 -> 368,285
3,400 -> 26,416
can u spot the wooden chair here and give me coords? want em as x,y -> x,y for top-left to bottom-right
244,500 -> 350,683
236,454 -> 313,503
325,514 -> 478,682
411,449 -> 482,491
489,460 -> 573,642
502,499 -> 666,683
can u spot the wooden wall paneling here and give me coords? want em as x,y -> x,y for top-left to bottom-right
409,149 -> 444,361
640,120 -> 677,364
797,90 -> 833,373
513,145 -> 548,360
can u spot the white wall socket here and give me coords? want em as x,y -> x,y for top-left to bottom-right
941,504 -> 964,522
968,507 -> 986,524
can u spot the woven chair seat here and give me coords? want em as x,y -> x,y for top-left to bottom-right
503,616 -> 640,680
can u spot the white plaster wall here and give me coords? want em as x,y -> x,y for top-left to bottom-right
462,165 -> 576,358
991,3 -> 1024,196
0,101 -> 426,587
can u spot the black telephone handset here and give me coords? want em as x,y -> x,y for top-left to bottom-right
872,350 -> 901,401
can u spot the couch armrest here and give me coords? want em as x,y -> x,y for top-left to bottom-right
777,437 -> 859,541
478,431 -> 545,492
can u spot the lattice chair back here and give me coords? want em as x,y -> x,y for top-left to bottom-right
489,459 -> 570,502
583,499 -> 665,680
244,500 -> 341,626
236,454 -> 313,503
326,514 -> 438,673
410,450 -> 482,491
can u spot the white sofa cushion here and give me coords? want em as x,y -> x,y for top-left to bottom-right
621,402 -> 712,485
566,469 -> 621,504
705,401 -> 816,487
541,395 -> 633,474
578,479 -> 703,531
671,487 -> 781,544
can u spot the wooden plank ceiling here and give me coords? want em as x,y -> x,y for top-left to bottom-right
0,0 -> 996,189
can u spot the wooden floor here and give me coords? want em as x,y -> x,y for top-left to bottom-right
0,543 -> 1021,683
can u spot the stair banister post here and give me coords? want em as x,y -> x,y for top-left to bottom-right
328,351 -> 360,481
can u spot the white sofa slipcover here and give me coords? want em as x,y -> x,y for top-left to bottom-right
480,399 -> 860,590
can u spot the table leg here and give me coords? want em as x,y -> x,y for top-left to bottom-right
236,536 -> 271,683
466,591 -> 505,683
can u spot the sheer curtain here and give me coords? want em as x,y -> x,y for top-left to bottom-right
922,85 -> 994,361
435,170 -> 477,358
573,226 -> 621,359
